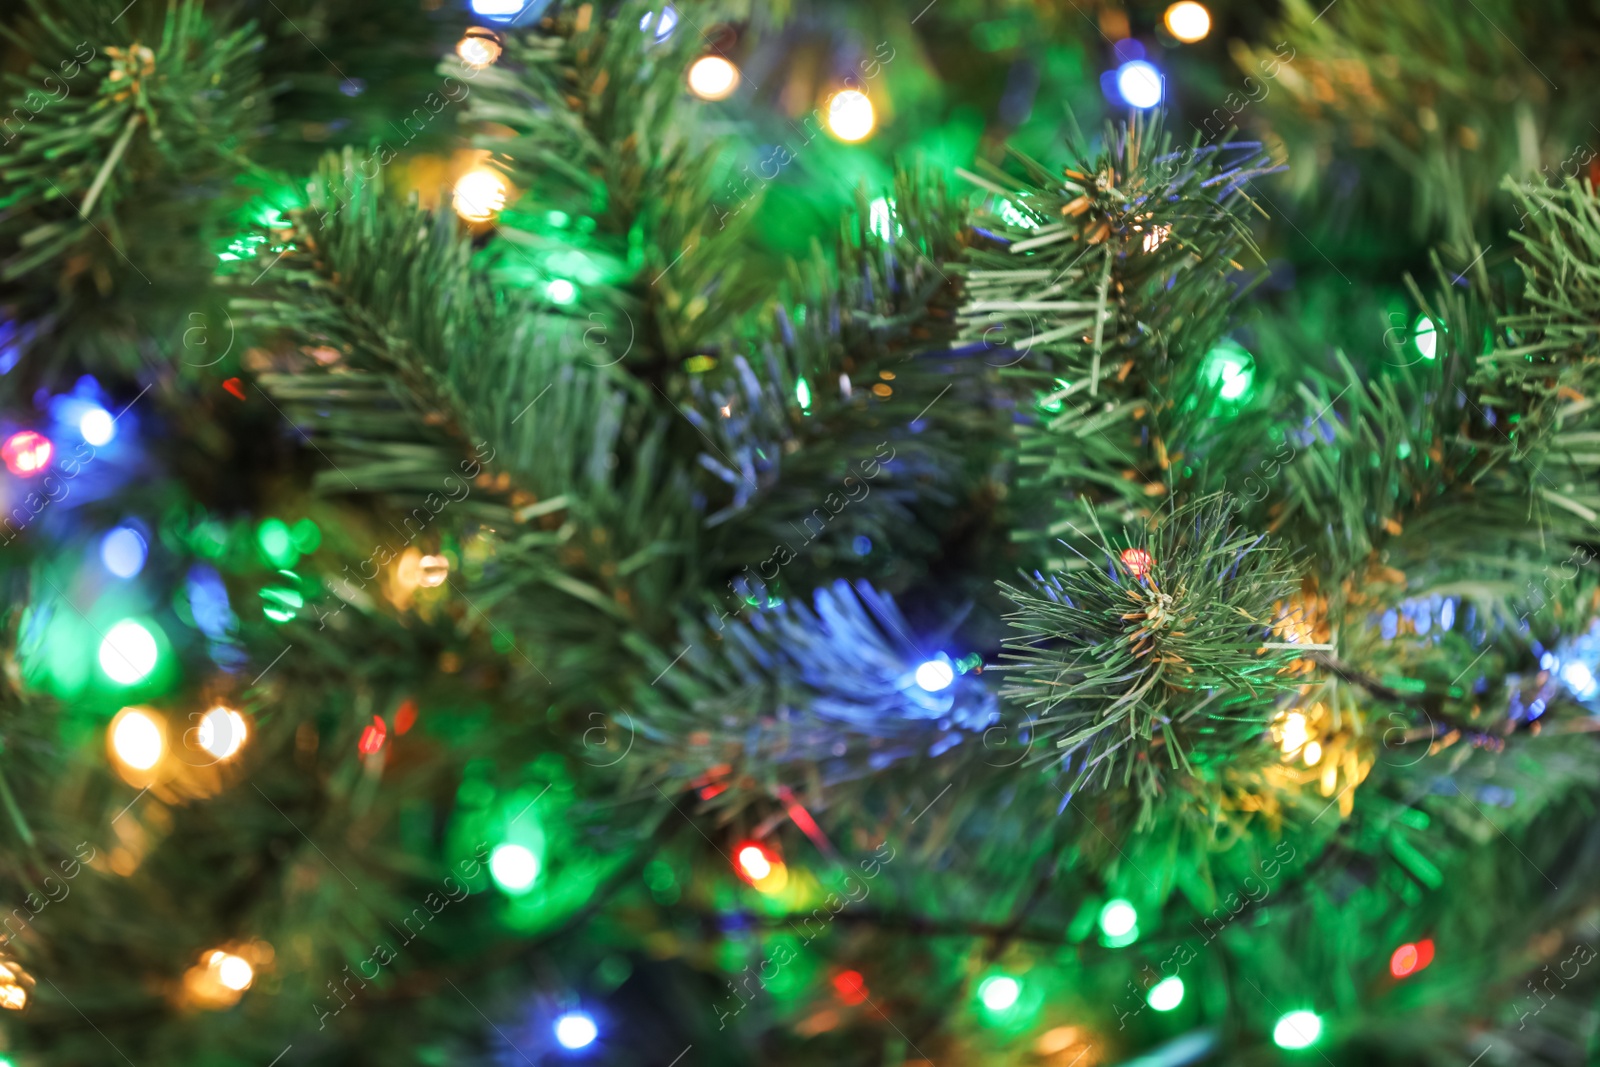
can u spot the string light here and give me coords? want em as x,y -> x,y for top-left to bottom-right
1142,224 -> 1171,253
1120,547 -> 1154,578
1,430 -> 53,477
197,706 -> 248,761
1200,339 -> 1255,403
1099,899 -> 1138,937
735,842 -> 788,892
358,715 -> 387,755
453,170 -> 508,223
417,554 -> 450,588
554,1010 -> 599,1049
1164,1 -> 1212,42
687,55 -> 739,100
78,404 -> 115,446
490,842 -> 540,894
101,526 -> 148,579
795,377 -> 812,411
1390,939 -> 1434,978
977,975 -> 1020,1011
1413,315 -> 1438,360
1115,60 -> 1164,109
183,947 -> 263,1009
468,0 -> 522,20
99,619 -> 160,685
914,659 -> 955,693
1148,975 -> 1185,1011
456,28 -> 502,69
110,707 -> 165,771
544,278 -> 578,306
1273,1010 -> 1323,1049
1302,740 -> 1323,766
824,89 -> 875,141
833,970 -> 869,1005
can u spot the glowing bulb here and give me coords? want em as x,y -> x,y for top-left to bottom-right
1164,1 -> 1211,42
1302,740 -> 1323,766
824,89 -> 875,142
1273,1010 -> 1323,1049
1147,975 -> 1184,1011
2,430 -> 53,476
79,405 -> 115,446
1413,315 -> 1438,360
453,170 -> 508,223
978,975 -> 1020,1011
687,55 -> 739,101
99,620 -> 160,684
197,706 -> 248,760
217,954 -> 254,991
111,708 -> 164,770
1142,224 -> 1171,252
544,278 -> 578,305
469,0 -> 522,20
490,843 -> 540,894
737,844 -> 771,880
1279,711 -> 1308,754
1201,339 -> 1255,403
456,32 -> 502,69
101,526 -> 148,578
914,660 -> 954,692
1099,899 -> 1138,938
0,984 -> 25,1010
1116,60 -> 1164,109
555,1011 -> 598,1049
795,377 -> 812,411
640,6 -> 677,39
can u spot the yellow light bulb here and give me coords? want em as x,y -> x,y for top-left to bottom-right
1303,740 -> 1323,766
111,708 -> 164,771
217,954 -> 254,991
687,55 -> 739,100
1278,711 -> 1307,755
457,31 -> 502,69
824,89 -> 875,142
0,983 -> 25,1010
1164,1 -> 1211,42
453,170 -> 507,223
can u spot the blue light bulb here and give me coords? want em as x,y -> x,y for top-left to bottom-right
1116,60 -> 1164,108
554,1011 -> 598,1049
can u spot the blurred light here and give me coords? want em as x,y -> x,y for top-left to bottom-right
824,89 -> 875,141
640,6 -> 677,39
1099,899 -> 1138,938
79,405 -> 115,446
869,196 -> 902,240
290,518 -> 322,554
469,0 -> 522,20
1148,975 -> 1185,1011
795,376 -> 812,411
217,953 -> 254,991
1201,339 -> 1255,403
1164,1 -> 1211,42
457,28 -> 502,68
99,620 -> 159,684
833,970 -> 869,1005
490,842 -> 540,894
198,706 -> 248,760
111,708 -> 164,770
545,278 -> 578,305
0,985 -> 25,1011
358,715 -> 387,755
687,55 -> 739,100
737,844 -> 771,880
417,554 -> 451,588
1273,1010 -> 1323,1049
1560,660 -> 1597,698
554,1011 -> 598,1049
453,170 -> 508,222
1302,740 -> 1323,766
1413,315 -> 1438,360
101,526 -> 148,578
256,518 -> 298,568
1116,61 -> 1164,109
978,975 -> 1020,1011
853,535 -> 872,555
915,660 -> 955,693
1142,224 -> 1171,253
1390,938 -> 1434,978
2,430 -> 53,477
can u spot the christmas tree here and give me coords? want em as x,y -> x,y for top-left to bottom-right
3,0 -> 1600,1063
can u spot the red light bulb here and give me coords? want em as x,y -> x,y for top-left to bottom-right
1390,939 -> 1433,978
833,970 -> 869,1005
2,431 -> 53,477
1120,547 -> 1154,578
357,716 -> 387,754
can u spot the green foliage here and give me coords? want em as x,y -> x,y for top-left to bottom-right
998,496 -> 1300,803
